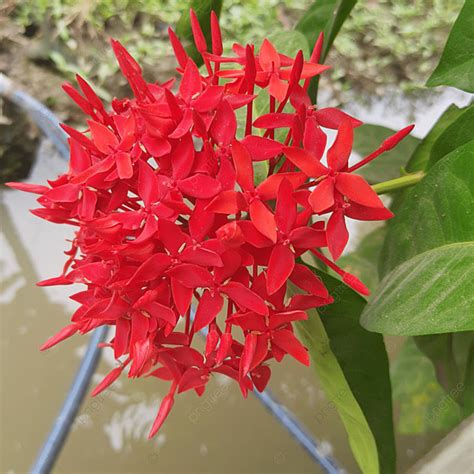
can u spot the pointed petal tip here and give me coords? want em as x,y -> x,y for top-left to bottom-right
342,272 -> 370,296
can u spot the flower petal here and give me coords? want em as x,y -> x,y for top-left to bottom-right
345,202 -> 394,221
335,173 -> 385,208
267,244 -> 295,295
228,140 -> 253,192
221,281 -> 268,315
179,59 -> 202,102
40,323 -> 78,351
253,113 -> 294,129
128,255 -> 172,286
290,264 -> 329,298
241,136 -> 283,161
171,278 -> 193,316
249,200 -> 277,243
283,146 -> 328,177
210,100 -> 237,146
171,133 -> 194,180
326,120 -> 353,171
259,39 -> 280,72
138,160 -> 161,207
326,209 -> 348,260
257,172 -> 306,201
275,178 -> 297,234
116,151 -> 133,179
272,329 -> 309,366
308,177 -> 335,213
315,108 -> 363,129
193,290 -> 224,333
289,227 -> 327,249
205,190 -> 243,214
167,264 -> 213,288
303,120 -> 326,161
178,174 -> 222,199
87,120 -> 118,154
148,394 -> 174,438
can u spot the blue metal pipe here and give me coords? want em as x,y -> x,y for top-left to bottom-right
30,326 -> 109,474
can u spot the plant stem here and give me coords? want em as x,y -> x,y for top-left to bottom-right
372,172 -> 425,194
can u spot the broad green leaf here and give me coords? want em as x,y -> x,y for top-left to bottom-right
296,312 -> 380,474
389,104 -> 467,214
391,338 -> 462,434
253,161 -> 269,187
295,267 -> 395,474
414,332 -> 474,420
352,125 -> 420,183
414,334 -> 458,393
296,0 -> 357,99
338,227 -> 386,293
414,333 -> 473,396
406,103 -> 466,173
451,332 -> 474,415
428,104 -> 474,169
361,243 -> 474,335
176,0 -> 223,65
267,30 -> 310,58
296,0 -> 357,61
463,340 -> 474,416
380,140 -> 474,276
426,0 -> 474,93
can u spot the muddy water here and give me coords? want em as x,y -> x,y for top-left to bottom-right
1,88 -> 470,473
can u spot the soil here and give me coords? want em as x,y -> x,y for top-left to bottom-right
0,10 -> 75,182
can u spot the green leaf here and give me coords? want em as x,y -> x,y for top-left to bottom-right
389,104 -> 467,214
463,339 -> 474,416
296,0 -> 357,99
406,103 -> 466,173
426,0 -> 474,93
338,227 -> 386,293
394,333 -> 473,434
253,161 -> 269,187
414,334 -> 466,394
176,0 -> 223,65
391,338 -> 462,434
296,313 -> 380,474
428,104 -> 474,169
294,267 -> 395,474
380,140 -> 474,276
413,332 -> 474,417
361,242 -> 474,335
267,30 -> 310,58
352,124 -> 420,183
296,0 -> 357,61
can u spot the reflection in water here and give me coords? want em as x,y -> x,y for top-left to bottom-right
104,399 -> 164,452
2,83 -> 466,473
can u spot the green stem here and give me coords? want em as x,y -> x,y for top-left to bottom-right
372,172 -> 425,195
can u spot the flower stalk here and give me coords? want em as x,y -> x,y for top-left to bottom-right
372,171 -> 425,195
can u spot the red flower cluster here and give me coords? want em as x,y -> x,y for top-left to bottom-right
8,11 -> 413,437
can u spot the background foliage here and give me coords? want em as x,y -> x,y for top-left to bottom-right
8,0 -> 463,96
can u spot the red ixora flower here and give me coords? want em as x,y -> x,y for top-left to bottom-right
7,10 -> 414,438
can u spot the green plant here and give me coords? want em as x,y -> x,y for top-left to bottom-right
293,1 -> 473,472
